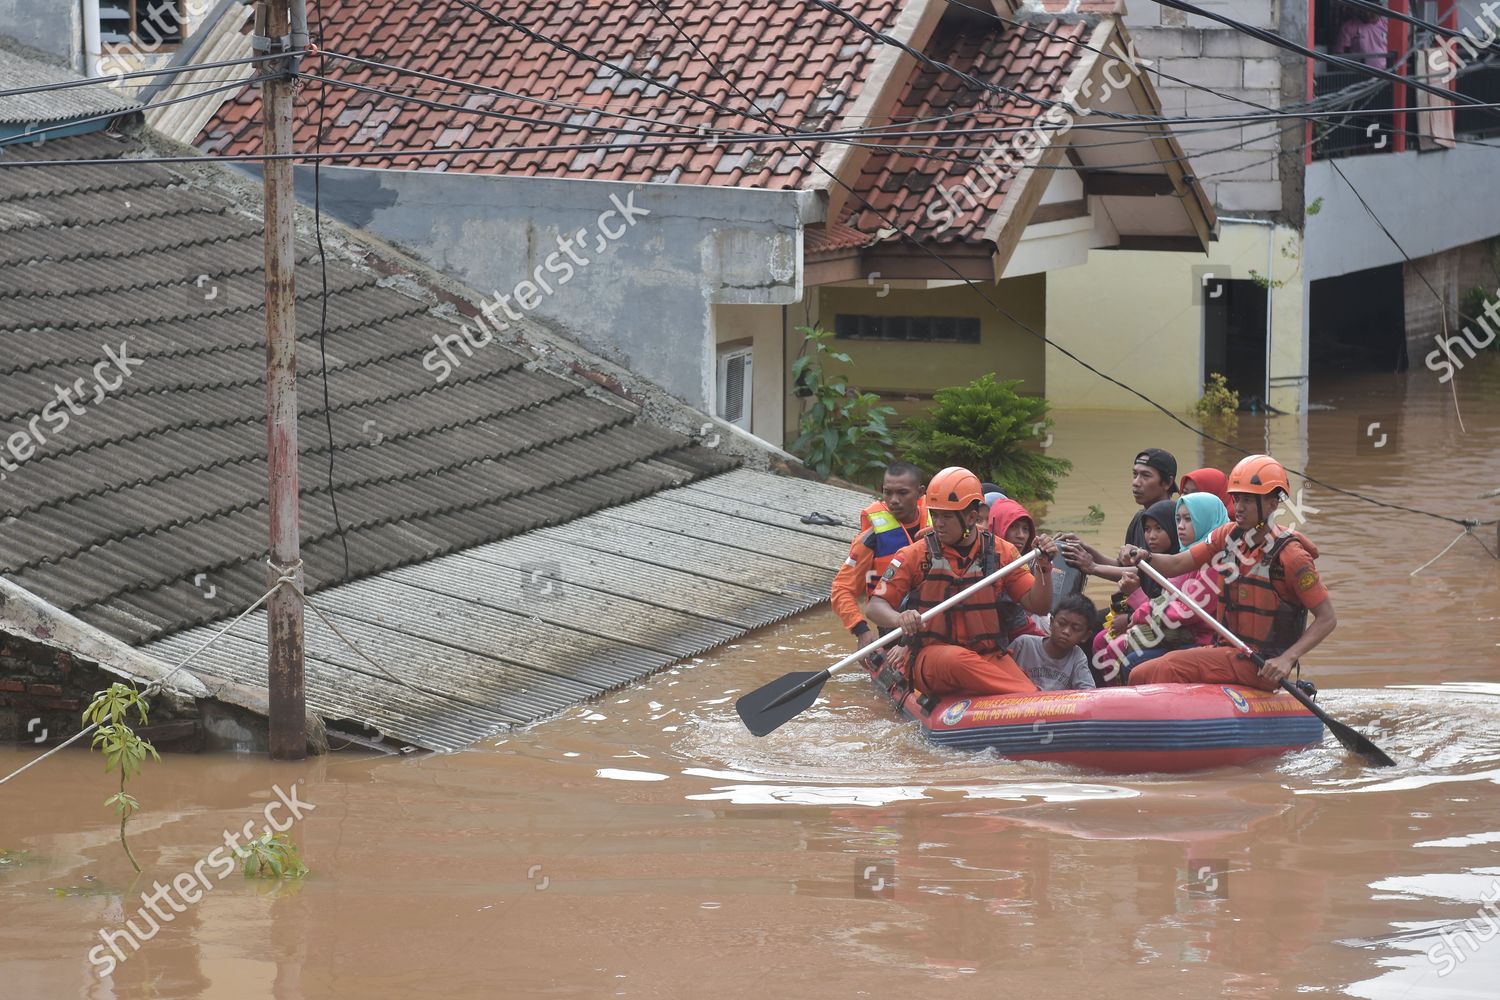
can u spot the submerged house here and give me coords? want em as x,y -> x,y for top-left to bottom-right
0,110 -> 867,751
174,0 -> 1216,444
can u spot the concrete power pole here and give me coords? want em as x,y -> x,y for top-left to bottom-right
258,0 -> 308,760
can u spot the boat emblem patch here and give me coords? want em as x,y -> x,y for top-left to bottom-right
940,699 -> 971,726
1222,687 -> 1251,713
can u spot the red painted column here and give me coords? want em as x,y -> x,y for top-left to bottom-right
1391,0 -> 1409,151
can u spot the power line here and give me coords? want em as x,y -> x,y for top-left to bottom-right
1332,0 -> 1466,40
0,52 -> 286,99
1145,0 -> 1489,108
0,75 -> 271,149
639,0 -> 1496,529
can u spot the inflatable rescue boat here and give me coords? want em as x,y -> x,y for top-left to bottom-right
866,658 -> 1324,773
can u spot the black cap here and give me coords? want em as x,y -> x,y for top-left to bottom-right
979,482 -> 1002,495
1133,448 -> 1178,490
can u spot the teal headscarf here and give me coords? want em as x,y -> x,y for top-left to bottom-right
1175,493 -> 1230,551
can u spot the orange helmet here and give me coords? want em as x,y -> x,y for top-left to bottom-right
926,466 -> 985,512
1227,454 -> 1290,497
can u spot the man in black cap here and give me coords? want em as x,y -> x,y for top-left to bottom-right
1058,448 -> 1177,584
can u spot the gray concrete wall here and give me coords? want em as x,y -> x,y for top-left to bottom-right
1123,24 -> 1287,215
1304,146 -> 1500,280
302,165 -> 816,410
0,0 -> 81,66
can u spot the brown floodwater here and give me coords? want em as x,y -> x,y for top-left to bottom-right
3,361 -> 1498,999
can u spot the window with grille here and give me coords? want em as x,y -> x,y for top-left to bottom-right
99,0 -> 187,46
833,314 -> 981,343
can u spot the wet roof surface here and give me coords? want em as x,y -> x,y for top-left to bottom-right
0,132 -> 732,647
146,469 -> 868,749
0,132 -> 876,750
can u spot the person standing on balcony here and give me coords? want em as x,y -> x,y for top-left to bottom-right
1336,7 -> 1390,68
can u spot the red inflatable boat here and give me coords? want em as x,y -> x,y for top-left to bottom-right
866,660 -> 1325,773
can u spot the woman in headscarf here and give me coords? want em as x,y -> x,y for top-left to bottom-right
1090,499 -> 1180,681
1180,467 -> 1233,512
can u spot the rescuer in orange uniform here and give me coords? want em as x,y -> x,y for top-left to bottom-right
865,467 -> 1058,698
830,461 -> 931,650
1120,454 -> 1335,690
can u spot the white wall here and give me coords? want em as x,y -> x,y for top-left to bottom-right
1304,146 -> 1500,281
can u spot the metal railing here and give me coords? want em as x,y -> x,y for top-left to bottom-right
1312,53 -> 1400,159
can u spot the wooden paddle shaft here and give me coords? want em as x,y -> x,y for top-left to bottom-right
821,548 -> 1041,680
1135,560 -> 1256,658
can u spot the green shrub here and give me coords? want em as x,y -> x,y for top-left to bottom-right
896,374 -> 1071,504
788,326 -> 896,485
1194,372 -> 1239,419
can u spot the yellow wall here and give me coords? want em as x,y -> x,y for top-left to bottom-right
1045,224 -> 1307,414
782,275 -> 1047,441
712,303 -> 786,444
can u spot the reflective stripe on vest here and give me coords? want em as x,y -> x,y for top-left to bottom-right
1220,530 -> 1310,658
861,501 -> 932,595
906,531 -> 1024,654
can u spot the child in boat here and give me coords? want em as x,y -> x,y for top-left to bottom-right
988,498 -> 1057,636
1008,594 -> 1097,690
1181,467 -> 1233,512
1110,493 -> 1232,678
1122,454 -> 1335,690
1090,499 -> 1180,682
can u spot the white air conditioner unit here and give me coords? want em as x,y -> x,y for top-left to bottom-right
716,347 -> 753,431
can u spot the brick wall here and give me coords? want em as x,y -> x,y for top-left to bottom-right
0,634 -> 99,744
0,633 -> 194,747
1405,239 -> 1500,344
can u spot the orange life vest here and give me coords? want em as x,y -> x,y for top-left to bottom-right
907,531 -> 1026,654
1219,528 -> 1310,658
858,499 -> 931,595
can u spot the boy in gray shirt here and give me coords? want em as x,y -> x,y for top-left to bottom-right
1008,594 -> 1097,691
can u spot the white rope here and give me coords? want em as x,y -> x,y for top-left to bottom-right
0,572 -> 291,788
1409,528 -> 1471,577
284,581 -> 405,687
0,555 -> 419,787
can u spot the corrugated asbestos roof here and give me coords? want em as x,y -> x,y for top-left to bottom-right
145,469 -> 869,750
0,131 -> 875,750
0,43 -> 140,125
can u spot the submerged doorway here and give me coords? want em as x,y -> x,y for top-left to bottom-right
1203,277 -> 1269,409
1309,264 -> 1407,375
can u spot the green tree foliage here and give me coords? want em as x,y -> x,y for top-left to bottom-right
236,832 -> 309,879
1193,372 -> 1240,419
788,326 -> 896,485
896,374 -> 1071,503
84,684 -> 160,873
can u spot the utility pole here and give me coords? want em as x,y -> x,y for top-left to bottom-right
258,0 -> 308,760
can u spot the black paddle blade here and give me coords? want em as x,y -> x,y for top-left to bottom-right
1279,680 -> 1396,768
736,671 -> 829,737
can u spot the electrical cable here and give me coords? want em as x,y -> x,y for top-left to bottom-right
637,0 -> 1497,529
0,75 -> 272,149
1144,0 -> 1489,107
307,15 -> 352,581
0,52 -> 288,99
1332,0 -> 1468,40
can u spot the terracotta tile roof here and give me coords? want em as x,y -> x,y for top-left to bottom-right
840,16 -> 1091,245
200,0 -> 900,187
805,220 -> 875,255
